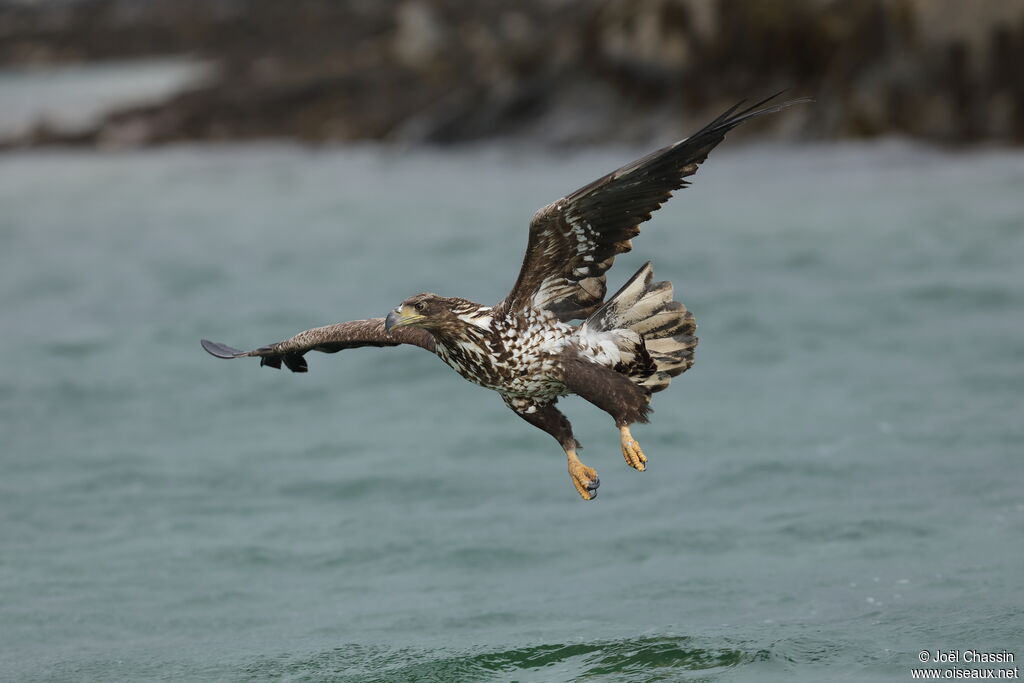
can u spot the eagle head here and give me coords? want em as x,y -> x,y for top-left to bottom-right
385,293 -> 468,334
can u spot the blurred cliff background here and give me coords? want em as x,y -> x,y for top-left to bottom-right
2,0 -> 1023,149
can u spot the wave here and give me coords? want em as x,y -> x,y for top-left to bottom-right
242,636 -> 763,682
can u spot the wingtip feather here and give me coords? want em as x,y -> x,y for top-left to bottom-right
200,339 -> 248,359
726,92 -> 813,126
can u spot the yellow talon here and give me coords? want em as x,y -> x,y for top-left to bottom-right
566,449 -> 600,500
619,425 -> 647,471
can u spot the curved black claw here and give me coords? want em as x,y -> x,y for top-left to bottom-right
200,339 -> 248,359
587,477 -> 600,499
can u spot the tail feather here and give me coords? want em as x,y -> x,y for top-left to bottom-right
630,302 -> 689,337
645,332 -> 696,355
626,281 -> 674,325
585,263 -> 697,393
640,370 -> 675,392
585,264 -> 653,331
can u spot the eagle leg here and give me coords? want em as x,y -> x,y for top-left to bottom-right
561,353 -> 652,473
566,449 -> 601,501
505,398 -> 599,501
619,425 -> 648,472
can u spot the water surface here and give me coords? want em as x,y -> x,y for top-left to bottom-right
1,141 -> 1022,681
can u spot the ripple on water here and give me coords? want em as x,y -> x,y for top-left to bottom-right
241,636 -> 760,682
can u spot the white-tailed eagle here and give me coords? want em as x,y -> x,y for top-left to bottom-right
202,94 -> 805,499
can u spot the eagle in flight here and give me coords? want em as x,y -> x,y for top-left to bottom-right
202,94 -> 804,500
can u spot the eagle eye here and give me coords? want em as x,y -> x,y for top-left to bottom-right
414,301 -> 426,313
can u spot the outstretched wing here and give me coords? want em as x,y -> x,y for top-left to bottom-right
200,318 -> 435,373
498,93 -> 809,321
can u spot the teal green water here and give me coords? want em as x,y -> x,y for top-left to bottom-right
1,142 -> 1022,682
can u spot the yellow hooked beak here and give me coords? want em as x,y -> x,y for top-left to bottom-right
384,305 -> 425,331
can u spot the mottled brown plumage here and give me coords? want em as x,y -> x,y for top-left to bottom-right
202,93 -> 806,499
201,318 -> 433,372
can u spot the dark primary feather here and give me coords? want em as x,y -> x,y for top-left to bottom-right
200,339 -> 247,358
499,92 -> 810,322
200,318 -> 435,373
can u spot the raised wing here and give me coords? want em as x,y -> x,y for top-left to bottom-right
200,318 -> 435,373
498,93 -> 808,321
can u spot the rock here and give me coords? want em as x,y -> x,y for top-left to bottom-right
1,0 -> 1022,148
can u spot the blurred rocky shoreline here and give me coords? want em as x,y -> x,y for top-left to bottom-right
2,0 -> 1023,149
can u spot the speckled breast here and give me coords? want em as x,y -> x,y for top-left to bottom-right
435,311 -> 573,400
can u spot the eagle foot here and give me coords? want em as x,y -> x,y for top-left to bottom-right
620,426 -> 647,471
566,453 -> 600,501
